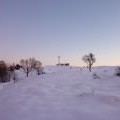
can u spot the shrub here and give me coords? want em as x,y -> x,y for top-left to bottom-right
115,67 -> 120,77
93,73 -> 100,79
0,61 -> 8,82
15,64 -> 21,70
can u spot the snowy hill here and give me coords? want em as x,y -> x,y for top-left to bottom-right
0,66 -> 120,120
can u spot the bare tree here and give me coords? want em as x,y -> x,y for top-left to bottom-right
20,57 -> 43,77
82,53 -> 96,72
29,57 -> 36,70
20,59 -> 32,77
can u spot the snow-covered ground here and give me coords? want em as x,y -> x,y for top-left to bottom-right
0,66 -> 120,120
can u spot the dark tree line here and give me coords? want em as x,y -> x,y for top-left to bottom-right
0,57 -> 43,83
0,61 -> 21,83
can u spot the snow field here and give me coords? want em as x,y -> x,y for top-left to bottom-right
0,66 -> 120,120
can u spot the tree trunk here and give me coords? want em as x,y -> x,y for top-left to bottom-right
89,64 -> 92,72
27,72 -> 28,77
27,68 -> 29,77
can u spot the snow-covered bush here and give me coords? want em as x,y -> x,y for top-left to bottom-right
15,64 -> 21,70
33,60 -> 43,75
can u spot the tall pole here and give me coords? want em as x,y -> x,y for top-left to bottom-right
57,56 -> 61,65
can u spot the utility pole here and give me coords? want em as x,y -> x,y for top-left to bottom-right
57,56 -> 61,65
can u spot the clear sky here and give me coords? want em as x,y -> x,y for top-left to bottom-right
0,0 -> 120,66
